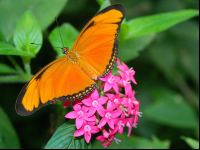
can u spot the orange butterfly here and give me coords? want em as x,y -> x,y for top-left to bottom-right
16,4 -> 126,116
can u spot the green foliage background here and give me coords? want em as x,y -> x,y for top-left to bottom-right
0,0 -> 199,149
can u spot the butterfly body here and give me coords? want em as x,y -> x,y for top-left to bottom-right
16,4 -> 126,116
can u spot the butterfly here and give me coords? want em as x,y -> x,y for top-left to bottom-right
16,4 -> 126,116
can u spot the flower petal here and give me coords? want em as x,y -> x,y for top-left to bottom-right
76,117 -> 83,129
84,131 -> 91,143
96,136 -> 106,142
113,83 -> 119,94
99,117 -> 107,128
85,114 -> 96,122
98,97 -> 108,105
65,111 -> 77,119
111,110 -> 122,118
106,93 -> 115,100
91,89 -> 99,100
82,99 -> 92,106
97,108 -> 106,117
122,62 -> 129,70
104,82 -> 112,92
108,119 -> 114,129
130,76 -> 137,84
88,107 -> 96,116
73,104 -> 81,111
82,105 -> 89,112
118,125 -> 124,134
74,128 -> 84,137
91,126 -> 100,134
107,101 -> 112,111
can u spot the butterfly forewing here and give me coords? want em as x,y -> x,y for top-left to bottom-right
73,4 -> 125,78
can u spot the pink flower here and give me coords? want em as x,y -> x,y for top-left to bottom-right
99,72 -> 120,94
63,58 -> 141,147
98,101 -> 122,129
113,114 -> 127,134
118,71 -> 132,96
83,90 -> 108,115
106,93 -> 122,110
121,89 -> 136,116
97,128 -> 121,148
131,102 -> 141,128
126,117 -> 134,137
117,58 -> 137,84
65,104 -> 95,129
74,121 -> 100,143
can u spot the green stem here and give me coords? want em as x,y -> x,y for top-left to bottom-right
7,56 -> 29,81
24,63 -> 31,78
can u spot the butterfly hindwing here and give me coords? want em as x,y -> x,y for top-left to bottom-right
16,57 -> 96,116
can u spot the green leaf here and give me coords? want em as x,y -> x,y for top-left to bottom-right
181,136 -> 199,149
0,42 -> 34,56
0,0 -> 68,41
118,33 -> 156,62
0,28 -> 6,42
93,133 -> 153,149
13,11 -> 42,55
143,88 -> 199,129
96,0 -> 111,11
0,63 -> 17,74
126,9 -> 199,39
44,123 -> 91,149
152,135 -> 169,149
48,23 -> 79,58
0,106 -> 20,149
148,38 -> 176,76
0,75 -> 27,83
118,20 -> 130,43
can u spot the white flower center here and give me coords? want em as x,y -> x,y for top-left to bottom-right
108,76 -> 115,84
126,67 -> 134,76
92,100 -> 99,107
84,125 -> 91,134
77,110 -> 84,118
114,98 -> 119,103
118,120 -> 125,129
105,112 -> 112,119
137,112 -> 143,117
123,79 -> 130,86
133,101 -> 139,105
114,138 -> 121,144
128,98 -> 133,104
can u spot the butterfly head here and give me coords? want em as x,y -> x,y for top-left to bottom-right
62,47 -> 69,55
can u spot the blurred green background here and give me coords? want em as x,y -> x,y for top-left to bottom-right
0,0 -> 199,149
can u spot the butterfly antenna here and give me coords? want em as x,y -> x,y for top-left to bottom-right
55,17 -> 65,48
30,43 -> 62,49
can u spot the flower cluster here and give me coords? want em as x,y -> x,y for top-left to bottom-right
65,59 -> 141,147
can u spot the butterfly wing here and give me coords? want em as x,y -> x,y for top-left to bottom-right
73,4 -> 126,79
16,4 -> 126,116
16,57 -> 96,116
